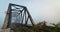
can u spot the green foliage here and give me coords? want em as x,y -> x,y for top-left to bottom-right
52,23 -> 60,32
12,21 -> 60,32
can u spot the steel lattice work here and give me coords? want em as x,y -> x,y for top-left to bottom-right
2,3 -> 35,29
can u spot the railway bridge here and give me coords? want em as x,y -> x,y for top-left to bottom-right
2,3 -> 35,32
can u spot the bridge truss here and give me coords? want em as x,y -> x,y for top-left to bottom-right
2,3 -> 35,29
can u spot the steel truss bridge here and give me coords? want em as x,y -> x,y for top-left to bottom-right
2,3 -> 35,29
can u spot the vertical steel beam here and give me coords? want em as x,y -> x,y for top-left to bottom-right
2,3 -> 11,29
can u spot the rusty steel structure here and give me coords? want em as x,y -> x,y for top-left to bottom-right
2,3 -> 35,29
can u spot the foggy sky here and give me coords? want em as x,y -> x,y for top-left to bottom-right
0,0 -> 60,28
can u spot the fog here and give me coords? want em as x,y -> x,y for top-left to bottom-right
0,0 -> 60,28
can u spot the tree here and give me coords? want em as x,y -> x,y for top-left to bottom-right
51,23 -> 60,32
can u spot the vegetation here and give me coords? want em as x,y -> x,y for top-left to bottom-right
13,21 -> 60,32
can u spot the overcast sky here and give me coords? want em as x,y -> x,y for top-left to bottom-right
0,0 -> 60,28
